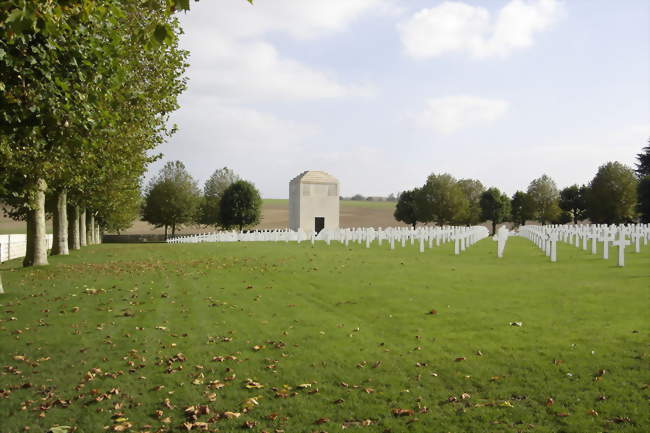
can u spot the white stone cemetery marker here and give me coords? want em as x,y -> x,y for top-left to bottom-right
401,235 -> 406,248
494,226 -> 509,258
419,236 -> 424,253
454,237 -> 460,255
613,229 -> 630,267
545,235 -> 551,257
390,236 -> 395,250
549,231 -> 558,262
633,231 -> 641,253
601,231 -> 611,260
590,231 -> 598,255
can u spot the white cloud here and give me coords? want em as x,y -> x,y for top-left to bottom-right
154,101 -> 319,189
178,1 -> 383,103
185,36 -> 374,103
415,95 -> 509,134
188,0 -> 399,41
399,0 -> 564,59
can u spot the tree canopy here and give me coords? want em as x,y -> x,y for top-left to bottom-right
0,0 -> 188,265
586,162 -> 638,224
636,138 -> 650,178
142,161 -> 200,237
480,187 -> 511,235
393,188 -> 420,228
218,180 -> 262,231
559,184 -> 588,224
457,179 -> 485,225
416,173 -> 468,226
510,191 -> 534,226
637,176 -> 650,223
197,167 -> 240,227
527,175 -> 561,224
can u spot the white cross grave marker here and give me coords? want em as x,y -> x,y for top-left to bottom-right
493,226 -> 510,258
613,229 -> 630,267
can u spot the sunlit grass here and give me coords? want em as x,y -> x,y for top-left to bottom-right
0,238 -> 648,432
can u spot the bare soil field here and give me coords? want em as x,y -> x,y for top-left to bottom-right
0,200 -> 406,235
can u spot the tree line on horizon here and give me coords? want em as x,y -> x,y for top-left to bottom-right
395,144 -> 650,234
141,161 -> 262,237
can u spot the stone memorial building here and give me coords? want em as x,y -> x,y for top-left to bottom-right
289,171 -> 340,233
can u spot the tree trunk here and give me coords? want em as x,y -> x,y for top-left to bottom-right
24,210 -> 34,264
171,221 -> 176,237
492,221 -> 496,236
23,179 -> 49,267
69,206 -> 81,250
164,225 -> 168,240
80,207 -> 87,247
51,190 -> 69,256
88,213 -> 95,245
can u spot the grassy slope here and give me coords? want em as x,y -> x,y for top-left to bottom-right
0,238 -> 648,433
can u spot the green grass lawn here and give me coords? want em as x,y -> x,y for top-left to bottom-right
0,238 -> 648,433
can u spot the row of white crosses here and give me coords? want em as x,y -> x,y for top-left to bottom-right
167,229 -> 299,244
167,226 -> 490,255
518,224 -> 649,266
316,226 -> 488,255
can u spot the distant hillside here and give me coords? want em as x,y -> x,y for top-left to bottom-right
1,200 -> 405,235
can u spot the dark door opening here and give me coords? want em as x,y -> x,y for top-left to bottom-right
315,217 -> 325,234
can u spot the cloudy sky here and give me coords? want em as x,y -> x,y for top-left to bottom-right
150,0 -> 649,198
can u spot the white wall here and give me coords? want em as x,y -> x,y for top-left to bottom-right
0,234 -> 53,263
298,182 -> 340,232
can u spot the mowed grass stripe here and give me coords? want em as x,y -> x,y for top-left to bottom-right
0,238 -> 648,432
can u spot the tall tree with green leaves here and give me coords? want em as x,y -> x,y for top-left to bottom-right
0,1 -> 188,265
197,167 -> 240,227
416,174 -> 469,226
218,180 -> 262,231
510,191 -> 534,226
636,141 -> 650,223
635,138 -> 650,178
586,162 -> 638,224
480,188 -> 511,235
394,188 -> 420,228
527,175 -> 561,225
559,184 -> 588,224
637,176 -> 650,223
457,179 -> 485,225
142,161 -> 200,237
